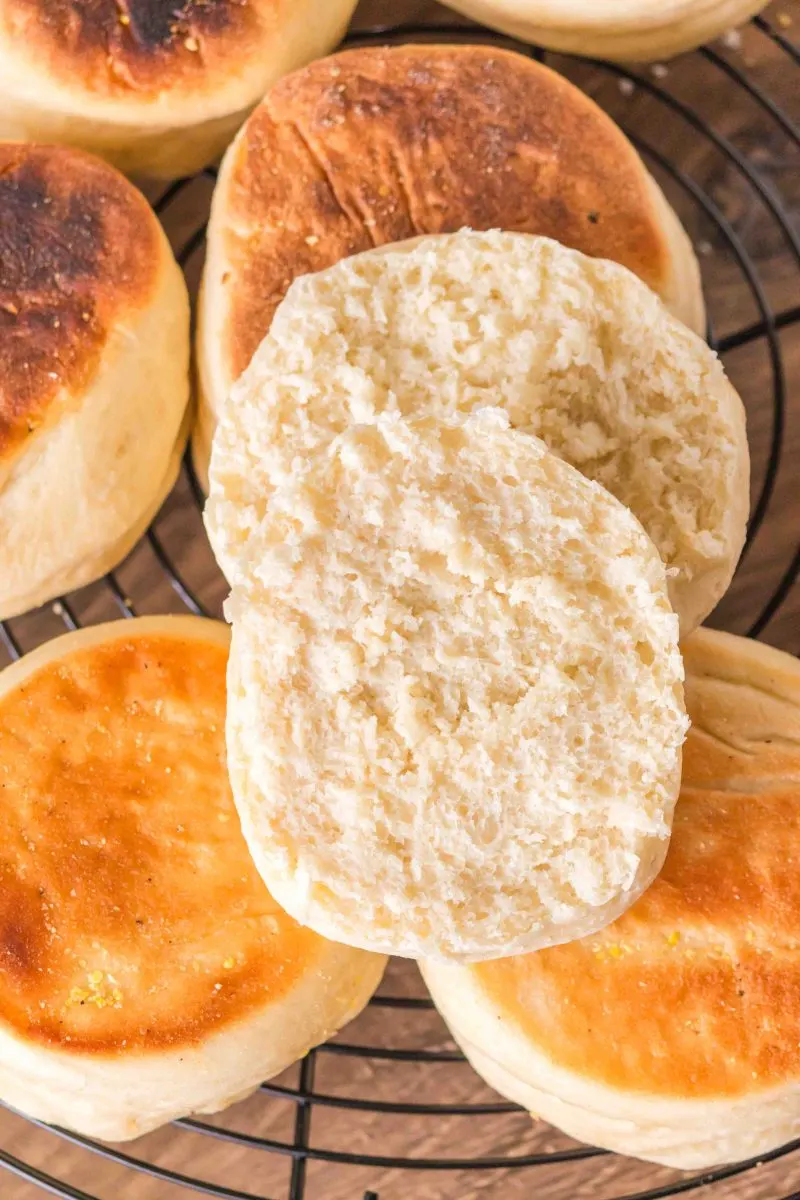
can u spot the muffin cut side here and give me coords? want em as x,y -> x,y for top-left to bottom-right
208,231 -> 748,634
226,410 -> 688,961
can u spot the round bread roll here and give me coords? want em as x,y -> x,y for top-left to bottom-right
0,0 -> 358,178
422,628 -> 800,1168
225,410 -> 688,962
194,43 -> 705,487
207,230 -> 748,636
0,143 -> 190,620
0,616 -> 386,1142
438,0 -> 768,62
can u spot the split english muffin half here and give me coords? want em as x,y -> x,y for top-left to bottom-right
207,230 -> 748,637
225,411 -> 688,962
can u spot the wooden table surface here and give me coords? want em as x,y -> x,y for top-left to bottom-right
1,2 -> 798,1198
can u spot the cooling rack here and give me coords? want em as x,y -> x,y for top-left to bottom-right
0,3 -> 798,1198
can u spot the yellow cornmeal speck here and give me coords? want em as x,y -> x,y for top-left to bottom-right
592,942 -> 633,960
184,35 -> 199,51
745,930 -> 755,944
305,235 -> 320,247
68,971 -> 123,1010
665,931 -> 680,946
223,957 -> 235,969
777,12 -> 793,28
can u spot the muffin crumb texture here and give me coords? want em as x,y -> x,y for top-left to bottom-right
226,410 -> 688,960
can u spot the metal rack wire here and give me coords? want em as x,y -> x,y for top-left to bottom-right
0,8 -> 798,1199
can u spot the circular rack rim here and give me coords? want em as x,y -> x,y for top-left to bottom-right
0,10 -> 799,1200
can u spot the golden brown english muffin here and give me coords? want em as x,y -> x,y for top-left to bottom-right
194,42 -> 705,488
0,0 -> 359,178
438,0 -> 769,63
422,628 -> 800,1169
0,143 -> 190,620
0,616 -> 386,1142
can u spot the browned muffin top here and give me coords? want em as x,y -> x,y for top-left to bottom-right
0,0 -> 276,98
0,626 -> 326,1054
211,43 -> 674,383
0,143 -> 162,469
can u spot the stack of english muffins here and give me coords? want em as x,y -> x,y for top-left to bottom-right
0,0 -> 795,1178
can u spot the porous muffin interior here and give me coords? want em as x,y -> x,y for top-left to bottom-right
208,231 -> 746,632
227,411 -> 687,960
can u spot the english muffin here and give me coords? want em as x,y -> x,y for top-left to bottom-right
225,410 -> 687,962
0,0 -> 358,178
0,616 -> 385,1142
207,230 -> 748,636
439,0 -> 768,61
194,43 -> 704,487
423,629 -> 800,1168
0,143 -> 190,620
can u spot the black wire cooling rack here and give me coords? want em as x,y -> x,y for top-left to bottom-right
1,5 -> 799,1199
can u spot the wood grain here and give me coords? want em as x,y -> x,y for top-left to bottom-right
0,1 -> 798,1197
